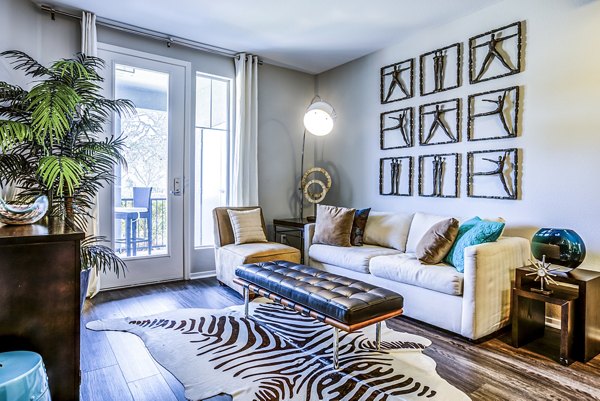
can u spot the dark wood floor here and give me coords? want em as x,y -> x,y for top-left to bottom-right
81,278 -> 600,401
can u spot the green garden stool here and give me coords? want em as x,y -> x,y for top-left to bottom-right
0,351 -> 51,401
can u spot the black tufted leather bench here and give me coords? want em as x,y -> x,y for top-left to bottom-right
234,260 -> 404,368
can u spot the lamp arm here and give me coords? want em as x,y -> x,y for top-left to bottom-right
299,129 -> 307,219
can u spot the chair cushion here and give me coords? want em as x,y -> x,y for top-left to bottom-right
235,261 -> 404,325
309,244 -> 401,273
363,211 -> 414,251
369,254 -> 464,296
227,208 -> 267,244
221,242 -> 300,264
405,212 -> 453,253
312,205 -> 355,247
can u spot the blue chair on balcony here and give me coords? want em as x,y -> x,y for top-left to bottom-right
115,187 -> 153,256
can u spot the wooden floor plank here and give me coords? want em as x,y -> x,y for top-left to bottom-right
81,278 -> 600,401
81,365 -> 134,401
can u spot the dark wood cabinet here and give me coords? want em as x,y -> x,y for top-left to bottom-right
0,221 -> 84,401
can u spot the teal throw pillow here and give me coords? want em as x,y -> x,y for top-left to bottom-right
449,220 -> 505,273
444,217 -> 481,265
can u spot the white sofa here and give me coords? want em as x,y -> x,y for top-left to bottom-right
303,211 -> 530,340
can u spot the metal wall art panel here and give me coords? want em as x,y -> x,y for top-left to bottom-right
381,58 -> 414,104
467,148 -> 519,200
469,21 -> 523,84
419,98 -> 461,146
418,153 -> 460,198
380,107 -> 414,149
380,156 -> 413,196
420,43 -> 462,96
468,86 -> 520,141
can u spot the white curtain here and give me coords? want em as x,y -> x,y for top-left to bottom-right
82,11 -> 101,297
81,12 -> 97,56
230,53 -> 259,206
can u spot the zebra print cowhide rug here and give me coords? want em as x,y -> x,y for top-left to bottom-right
87,299 -> 469,401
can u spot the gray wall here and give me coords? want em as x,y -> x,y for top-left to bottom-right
316,0 -> 600,271
257,64 -> 315,235
0,0 -> 79,85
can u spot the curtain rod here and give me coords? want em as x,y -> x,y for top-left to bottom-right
38,3 -> 262,61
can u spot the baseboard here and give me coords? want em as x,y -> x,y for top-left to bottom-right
546,316 -> 561,329
190,270 -> 216,280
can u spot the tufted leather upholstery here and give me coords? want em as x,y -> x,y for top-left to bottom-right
236,261 -> 404,325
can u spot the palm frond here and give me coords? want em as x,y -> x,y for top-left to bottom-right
26,81 -> 80,145
1,50 -> 51,77
0,120 -> 31,149
38,155 -> 86,196
81,236 -> 127,277
52,59 -> 92,80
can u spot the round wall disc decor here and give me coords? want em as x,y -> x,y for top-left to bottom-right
301,167 -> 332,204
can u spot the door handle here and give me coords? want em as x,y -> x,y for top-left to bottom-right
170,177 -> 182,196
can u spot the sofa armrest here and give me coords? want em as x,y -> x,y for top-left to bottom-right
304,223 -> 316,264
461,236 -> 530,340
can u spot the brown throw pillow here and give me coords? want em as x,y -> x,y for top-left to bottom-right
416,218 -> 459,264
312,204 -> 356,247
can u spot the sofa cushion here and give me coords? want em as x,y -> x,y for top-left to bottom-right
405,212 -> 453,253
313,204 -> 356,247
309,244 -> 401,273
369,254 -> 464,296
363,211 -> 414,251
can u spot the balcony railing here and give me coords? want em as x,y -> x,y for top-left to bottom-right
114,197 -> 167,256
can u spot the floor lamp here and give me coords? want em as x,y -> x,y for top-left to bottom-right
299,97 -> 336,219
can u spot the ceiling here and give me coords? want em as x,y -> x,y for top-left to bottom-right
43,0 -> 502,74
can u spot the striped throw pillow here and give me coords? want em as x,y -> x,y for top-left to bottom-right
227,209 -> 268,245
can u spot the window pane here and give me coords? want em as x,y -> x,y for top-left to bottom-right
194,73 -> 230,248
113,64 -> 169,257
194,128 -> 228,247
195,76 -> 211,128
211,79 -> 228,129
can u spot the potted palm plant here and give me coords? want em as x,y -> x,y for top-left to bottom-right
0,50 -> 135,302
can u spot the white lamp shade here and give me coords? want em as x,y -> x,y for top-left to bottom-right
303,100 -> 335,136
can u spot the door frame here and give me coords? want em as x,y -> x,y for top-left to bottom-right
97,43 -> 193,288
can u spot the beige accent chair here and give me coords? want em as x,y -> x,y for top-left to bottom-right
213,206 -> 301,295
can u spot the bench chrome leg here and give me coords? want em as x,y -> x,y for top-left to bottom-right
376,321 -> 382,351
243,286 -> 249,318
332,327 -> 340,369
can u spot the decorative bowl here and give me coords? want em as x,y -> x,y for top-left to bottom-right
0,195 -> 49,225
531,228 -> 586,271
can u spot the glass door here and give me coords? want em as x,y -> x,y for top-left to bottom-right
98,45 -> 189,288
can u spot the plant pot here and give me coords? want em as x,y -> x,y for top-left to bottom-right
80,268 -> 91,311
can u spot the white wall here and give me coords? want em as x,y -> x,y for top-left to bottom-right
317,0 -> 600,270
